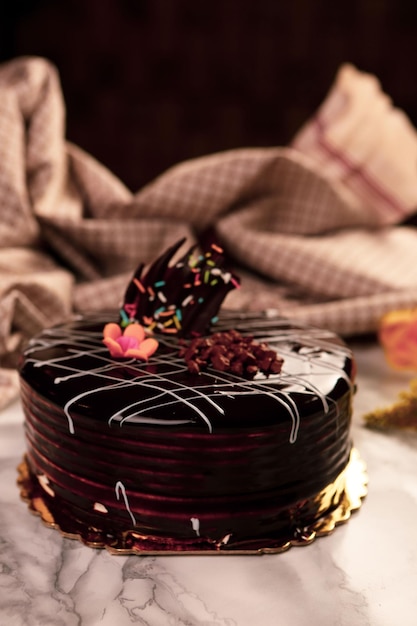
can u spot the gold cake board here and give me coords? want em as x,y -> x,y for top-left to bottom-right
17,448 -> 367,556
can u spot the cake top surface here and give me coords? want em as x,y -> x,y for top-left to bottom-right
19,310 -> 354,439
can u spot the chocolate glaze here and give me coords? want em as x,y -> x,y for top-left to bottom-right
18,311 -> 355,550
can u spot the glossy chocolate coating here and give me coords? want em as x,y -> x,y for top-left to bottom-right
19,311 -> 355,550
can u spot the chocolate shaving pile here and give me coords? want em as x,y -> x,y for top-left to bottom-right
179,329 -> 284,379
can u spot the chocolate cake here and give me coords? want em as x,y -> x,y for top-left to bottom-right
18,241 -> 362,554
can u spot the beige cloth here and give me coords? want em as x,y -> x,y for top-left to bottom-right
1,56 -> 417,408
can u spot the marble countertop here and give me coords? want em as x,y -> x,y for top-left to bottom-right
1,340 -> 417,626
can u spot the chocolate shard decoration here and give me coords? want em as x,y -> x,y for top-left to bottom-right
121,238 -> 240,337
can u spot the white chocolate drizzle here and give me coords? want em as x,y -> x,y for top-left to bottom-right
37,474 -> 55,497
93,502 -> 108,513
115,481 -> 136,526
190,517 -> 200,536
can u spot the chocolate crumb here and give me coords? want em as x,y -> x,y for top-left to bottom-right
180,330 -> 284,378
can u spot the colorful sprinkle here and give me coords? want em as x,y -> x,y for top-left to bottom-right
182,295 -> 193,307
124,303 -> 136,318
120,309 -> 130,326
133,278 -> 146,293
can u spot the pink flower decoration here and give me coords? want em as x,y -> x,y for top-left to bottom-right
379,308 -> 417,370
103,323 -> 158,360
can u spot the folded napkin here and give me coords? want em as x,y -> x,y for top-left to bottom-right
1,56 -> 417,408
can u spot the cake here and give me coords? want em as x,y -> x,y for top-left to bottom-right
17,240 -> 363,554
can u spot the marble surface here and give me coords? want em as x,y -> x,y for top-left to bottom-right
1,340 -> 417,626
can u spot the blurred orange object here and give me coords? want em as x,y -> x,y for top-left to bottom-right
379,308 -> 417,370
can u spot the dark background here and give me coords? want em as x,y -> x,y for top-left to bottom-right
2,0 -> 417,191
